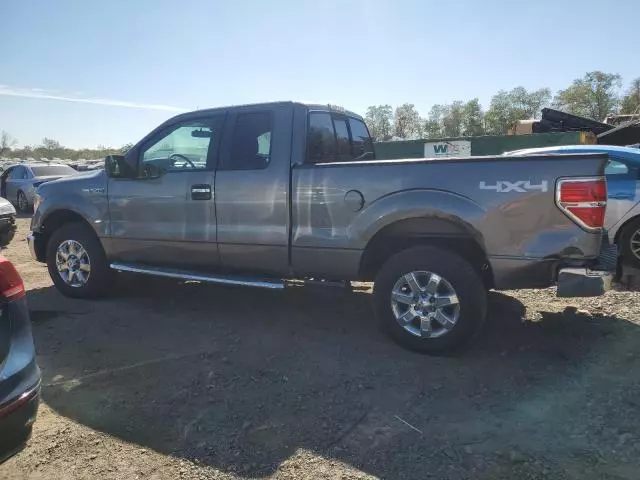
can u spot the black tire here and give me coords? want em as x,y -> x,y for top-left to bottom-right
46,222 -> 112,298
373,246 -> 487,355
16,190 -> 30,213
619,217 -> 640,270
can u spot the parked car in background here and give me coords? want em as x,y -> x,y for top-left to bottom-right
505,145 -> 640,268
0,163 -> 78,212
0,198 -> 16,247
0,256 -> 40,462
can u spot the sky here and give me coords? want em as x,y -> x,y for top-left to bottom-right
1,0 -> 638,149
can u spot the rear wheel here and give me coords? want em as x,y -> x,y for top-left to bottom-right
619,218 -> 640,269
373,246 -> 487,354
46,222 -> 112,298
16,191 -> 29,213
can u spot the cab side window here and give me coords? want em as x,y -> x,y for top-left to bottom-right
220,112 -> 273,171
9,166 -> 24,179
307,113 -> 338,164
349,118 -> 374,160
306,112 -> 375,164
141,121 -> 215,173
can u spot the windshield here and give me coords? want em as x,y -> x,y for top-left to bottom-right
31,165 -> 76,176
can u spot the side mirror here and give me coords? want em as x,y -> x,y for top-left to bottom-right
105,154 -> 137,179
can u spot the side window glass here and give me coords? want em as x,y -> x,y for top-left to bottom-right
23,168 -> 31,179
605,159 -> 629,176
307,113 -> 337,163
222,112 -> 273,170
333,118 -> 351,161
10,167 -> 22,179
349,118 -> 374,160
142,121 -> 214,172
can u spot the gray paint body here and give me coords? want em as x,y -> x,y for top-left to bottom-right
30,102 -> 608,290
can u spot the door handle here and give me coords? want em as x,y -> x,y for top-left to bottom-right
191,184 -> 212,200
610,193 -> 634,200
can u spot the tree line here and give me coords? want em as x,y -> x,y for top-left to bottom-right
366,71 -> 640,141
0,133 -> 133,161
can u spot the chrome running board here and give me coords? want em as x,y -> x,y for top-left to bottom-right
110,262 -> 285,290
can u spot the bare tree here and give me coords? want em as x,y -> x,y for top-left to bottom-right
0,131 -> 17,157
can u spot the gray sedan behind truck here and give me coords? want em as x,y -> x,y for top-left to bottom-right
0,163 -> 77,212
27,101 -> 615,354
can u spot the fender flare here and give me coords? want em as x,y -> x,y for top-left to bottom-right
350,189 -> 487,250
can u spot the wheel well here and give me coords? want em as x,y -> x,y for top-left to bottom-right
614,215 -> 640,243
359,218 -> 494,288
33,210 -> 94,261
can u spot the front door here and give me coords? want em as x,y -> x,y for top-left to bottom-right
107,115 -> 224,268
1,167 -> 16,199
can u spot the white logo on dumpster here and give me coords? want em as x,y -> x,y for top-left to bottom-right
479,181 -> 548,193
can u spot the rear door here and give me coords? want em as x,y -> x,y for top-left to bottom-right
214,106 -> 291,274
107,114 -> 224,268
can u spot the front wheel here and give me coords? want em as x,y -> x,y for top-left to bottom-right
46,222 -> 112,298
373,246 -> 487,354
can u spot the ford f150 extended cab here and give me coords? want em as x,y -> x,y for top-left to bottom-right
27,102 -> 615,353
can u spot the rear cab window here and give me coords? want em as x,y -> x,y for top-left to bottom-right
306,111 -> 374,164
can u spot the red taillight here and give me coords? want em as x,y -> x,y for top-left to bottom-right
556,178 -> 607,230
0,256 -> 25,301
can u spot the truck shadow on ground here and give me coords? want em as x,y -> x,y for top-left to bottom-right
27,278 -> 640,478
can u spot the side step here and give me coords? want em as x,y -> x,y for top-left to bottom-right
110,263 -> 285,290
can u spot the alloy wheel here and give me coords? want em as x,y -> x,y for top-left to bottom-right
56,240 -> 91,287
390,270 -> 460,339
631,229 -> 640,261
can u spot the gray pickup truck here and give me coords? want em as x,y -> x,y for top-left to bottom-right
28,102 -> 615,353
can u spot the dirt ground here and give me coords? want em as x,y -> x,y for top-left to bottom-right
2,216 -> 640,480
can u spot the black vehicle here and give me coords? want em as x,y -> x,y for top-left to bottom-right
0,257 -> 40,461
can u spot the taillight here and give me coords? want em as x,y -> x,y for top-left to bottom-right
556,177 -> 607,230
0,256 -> 25,301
